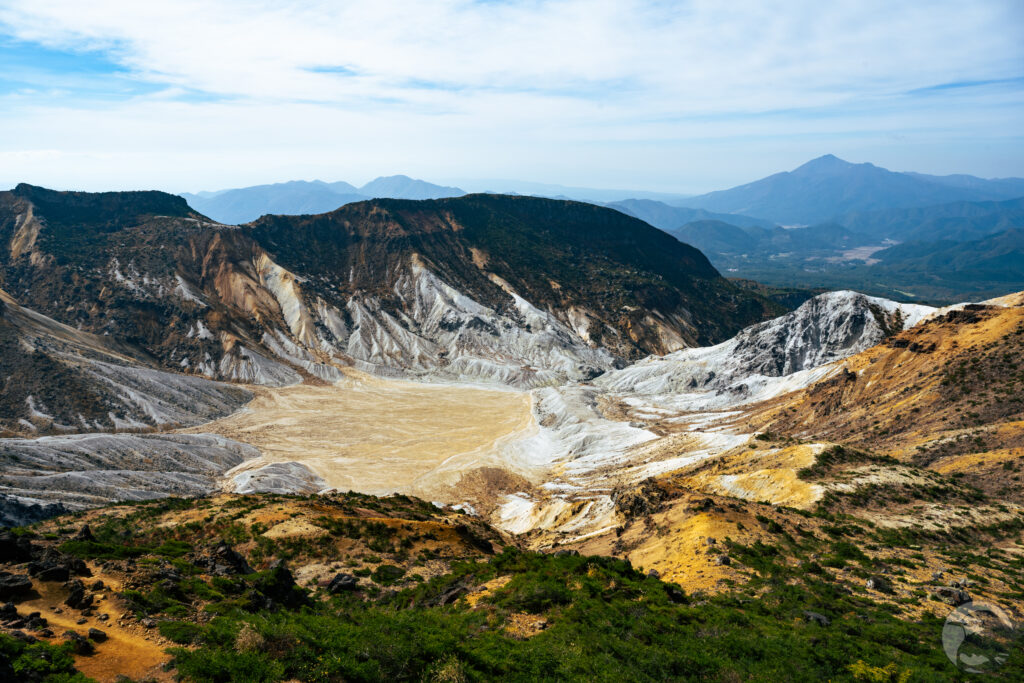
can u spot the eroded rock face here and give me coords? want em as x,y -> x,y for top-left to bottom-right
0,433 -> 259,509
0,286 -> 252,435
596,291 -> 934,397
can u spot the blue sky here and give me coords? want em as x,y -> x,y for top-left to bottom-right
0,0 -> 1021,194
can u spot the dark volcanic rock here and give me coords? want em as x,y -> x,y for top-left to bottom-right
8,630 -> 36,644
0,495 -> 69,528
0,530 -> 35,562
28,548 -> 91,579
87,627 -> 107,642
243,560 -> 307,611
326,573 -> 359,593
63,629 -> 94,654
195,542 -> 254,576
931,586 -> 972,606
803,611 -> 831,627
63,579 -> 93,610
29,563 -> 70,583
0,572 -> 33,600
427,583 -> 469,607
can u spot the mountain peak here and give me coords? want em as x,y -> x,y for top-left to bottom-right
358,175 -> 465,200
793,154 -> 857,173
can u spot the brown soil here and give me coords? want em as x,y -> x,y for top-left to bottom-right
17,569 -> 172,683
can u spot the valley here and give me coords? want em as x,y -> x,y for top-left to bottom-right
2,183 -> 1023,682
192,371 -> 535,500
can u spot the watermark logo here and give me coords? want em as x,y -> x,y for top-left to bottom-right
942,601 -> 1017,674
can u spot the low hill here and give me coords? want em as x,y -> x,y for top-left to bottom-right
838,196 -> 1024,243
607,198 -> 775,231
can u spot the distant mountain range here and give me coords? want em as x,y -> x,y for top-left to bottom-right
181,175 -> 466,224
174,156 -> 1024,302
605,199 -> 775,231
683,154 -> 1024,225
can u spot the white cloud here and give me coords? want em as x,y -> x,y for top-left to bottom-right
0,0 -> 1021,191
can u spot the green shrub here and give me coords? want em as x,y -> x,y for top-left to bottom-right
159,620 -> 205,645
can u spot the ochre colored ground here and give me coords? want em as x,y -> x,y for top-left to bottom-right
190,371 -> 536,499
18,571 -> 172,683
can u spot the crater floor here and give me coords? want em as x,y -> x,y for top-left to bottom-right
188,370 -> 536,499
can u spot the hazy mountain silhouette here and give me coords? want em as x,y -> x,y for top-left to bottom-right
684,155 -> 1024,225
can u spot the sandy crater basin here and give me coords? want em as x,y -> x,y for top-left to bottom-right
187,371 -> 537,499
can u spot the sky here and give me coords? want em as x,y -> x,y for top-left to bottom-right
0,0 -> 1022,195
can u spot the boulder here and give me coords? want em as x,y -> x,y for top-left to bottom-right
64,579 -> 94,610
195,542 -> 253,576
931,586 -> 971,606
326,573 -> 359,593
803,610 -> 831,627
25,614 -> 47,630
63,630 -> 94,655
28,548 -> 90,579
0,602 -> 18,620
0,531 -> 35,563
0,573 -> 33,600
87,627 -> 107,642
28,563 -> 70,583
426,583 -> 469,607
251,560 -> 305,609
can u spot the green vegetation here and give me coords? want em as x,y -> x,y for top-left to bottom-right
7,491 -> 1024,682
0,633 -> 93,683
158,547 -> 1024,682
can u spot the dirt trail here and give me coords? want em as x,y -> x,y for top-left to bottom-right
188,370 -> 536,499
18,573 -> 171,683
